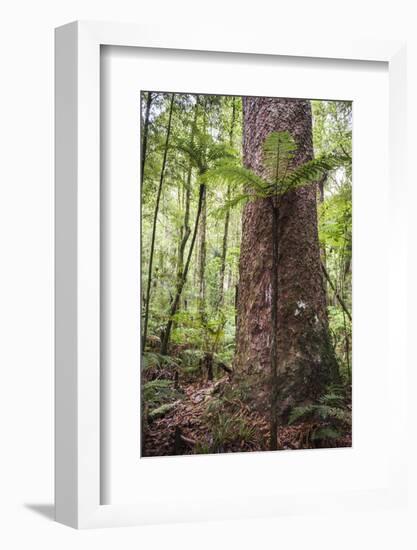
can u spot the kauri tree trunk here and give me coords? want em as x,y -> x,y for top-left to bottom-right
235,97 -> 338,425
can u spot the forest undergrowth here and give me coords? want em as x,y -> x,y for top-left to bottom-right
142,346 -> 352,456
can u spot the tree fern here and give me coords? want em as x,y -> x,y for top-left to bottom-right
204,131 -> 349,203
289,388 -> 351,427
142,352 -> 180,371
282,154 -> 348,193
204,164 -> 267,193
174,128 -> 235,175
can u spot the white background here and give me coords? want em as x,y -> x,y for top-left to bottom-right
1,1 -> 417,549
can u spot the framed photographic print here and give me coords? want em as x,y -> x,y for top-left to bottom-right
137,92 -> 353,458
55,21 -> 408,528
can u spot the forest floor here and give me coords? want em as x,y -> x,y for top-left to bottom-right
142,373 -> 352,457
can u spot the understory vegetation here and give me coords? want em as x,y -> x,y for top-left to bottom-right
141,93 -> 352,456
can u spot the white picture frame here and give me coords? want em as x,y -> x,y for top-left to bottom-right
55,20 -> 407,529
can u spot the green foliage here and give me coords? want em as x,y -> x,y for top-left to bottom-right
312,100 -> 352,163
319,184 -> 352,250
200,382 -> 257,452
193,442 -> 212,454
148,402 -> 178,421
206,131 -> 348,204
142,379 -> 181,410
289,402 -> 350,425
288,384 -> 351,446
179,348 -> 205,376
204,164 -> 266,195
142,352 -> 162,370
283,154 -> 349,192
311,426 -> 340,442
142,352 -> 180,372
170,311 -> 205,348
202,311 -> 227,351
201,405 -> 256,452
328,306 -> 352,381
210,412 -> 256,450
174,127 -> 236,175
262,130 -> 297,182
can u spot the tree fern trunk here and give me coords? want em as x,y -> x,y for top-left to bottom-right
269,200 -> 279,449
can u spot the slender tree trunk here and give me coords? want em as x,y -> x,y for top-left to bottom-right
177,97 -> 199,295
198,196 -> 207,321
318,172 -> 328,306
161,182 -> 206,354
141,92 -> 153,184
218,200 -> 230,308
235,97 -> 338,424
197,97 -> 208,323
218,97 -> 236,309
142,93 -> 175,350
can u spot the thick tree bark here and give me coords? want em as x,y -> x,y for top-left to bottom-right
235,97 -> 338,425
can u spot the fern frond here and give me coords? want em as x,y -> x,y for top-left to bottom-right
282,154 -> 347,192
142,352 -> 179,371
262,131 -> 297,183
174,139 -> 205,171
288,404 -> 316,425
174,128 -> 236,174
142,352 -> 162,370
207,143 -> 236,164
212,194 -> 249,218
205,164 -> 267,194
319,392 -> 345,408
289,403 -> 351,426
311,427 -> 341,441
